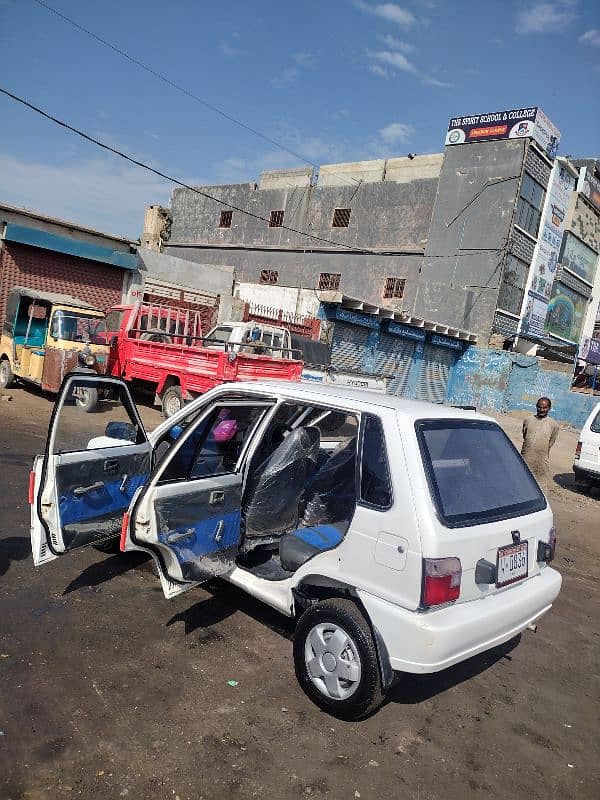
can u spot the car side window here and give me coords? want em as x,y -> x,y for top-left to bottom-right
159,404 -> 267,483
360,415 -> 392,508
591,409 -> 600,434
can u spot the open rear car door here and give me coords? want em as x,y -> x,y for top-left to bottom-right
31,374 -> 152,565
122,400 -> 272,598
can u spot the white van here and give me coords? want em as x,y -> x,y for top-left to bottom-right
573,402 -> 600,487
30,376 -> 561,720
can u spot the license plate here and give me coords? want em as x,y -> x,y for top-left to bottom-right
496,542 -> 528,588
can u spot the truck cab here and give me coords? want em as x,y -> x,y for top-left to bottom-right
204,321 -> 293,358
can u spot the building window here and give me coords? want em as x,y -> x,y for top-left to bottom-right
269,210 -> 284,228
318,273 -> 341,290
219,210 -> 232,228
515,173 -> 545,237
259,270 -> 279,285
332,208 -> 351,228
497,254 -> 528,315
383,277 -> 406,299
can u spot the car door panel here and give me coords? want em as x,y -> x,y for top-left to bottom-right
55,446 -> 151,548
153,474 -> 242,582
33,374 -> 151,560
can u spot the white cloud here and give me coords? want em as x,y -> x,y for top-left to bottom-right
219,40 -> 240,57
354,1 -> 416,27
367,48 -> 416,72
0,152 -> 171,239
422,75 -> 454,87
271,52 -> 316,88
379,122 -> 415,143
515,1 -> 577,35
579,28 -> 600,46
370,63 -> 391,77
378,33 -> 416,52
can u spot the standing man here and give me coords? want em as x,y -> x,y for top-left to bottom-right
521,397 -> 559,491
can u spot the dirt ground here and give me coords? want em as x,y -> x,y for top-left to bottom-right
0,385 -> 598,800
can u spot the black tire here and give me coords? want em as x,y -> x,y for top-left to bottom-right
0,358 -> 14,389
293,598 -> 384,720
75,387 -> 98,413
162,385 -> 183,419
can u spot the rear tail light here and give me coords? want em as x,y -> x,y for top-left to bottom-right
28,470 -> 36,505
421,557 -> 462,608
537,526 -> 557,563
574,441 -> 582,461
120,512 -> 130,552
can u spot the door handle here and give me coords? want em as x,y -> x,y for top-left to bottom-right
166,528 -> 195,544
209,490 -> 225,505
214,520 -> 225,543
104,459 -> 119,475
73,481 -> 105,496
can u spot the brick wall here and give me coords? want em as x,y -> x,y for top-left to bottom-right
0,242 -> 125,328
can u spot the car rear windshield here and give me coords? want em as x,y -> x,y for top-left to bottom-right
590,408 -> 600,434
416,419 -> 546,528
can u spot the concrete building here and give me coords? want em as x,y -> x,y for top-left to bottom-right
148,106 -> 598,352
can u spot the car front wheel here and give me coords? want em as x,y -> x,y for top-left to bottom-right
293,598 -> 383,720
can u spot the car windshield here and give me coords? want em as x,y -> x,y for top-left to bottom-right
416,419 -> 546,527
206,326 -> 233,344
50,310 -> 107,344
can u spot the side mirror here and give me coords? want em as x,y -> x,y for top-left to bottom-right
105,421 -> 137,443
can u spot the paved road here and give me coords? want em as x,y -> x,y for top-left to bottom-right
0,386 -> 598,800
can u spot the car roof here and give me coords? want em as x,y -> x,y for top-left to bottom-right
222,380 -> 493,422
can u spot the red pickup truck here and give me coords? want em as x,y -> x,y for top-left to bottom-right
103,297 -> 303,417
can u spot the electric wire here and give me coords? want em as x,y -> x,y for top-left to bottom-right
30,0 -> 361,187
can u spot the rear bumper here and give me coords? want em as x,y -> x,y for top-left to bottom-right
358,566 -> 562,674
574,462 -> 600,481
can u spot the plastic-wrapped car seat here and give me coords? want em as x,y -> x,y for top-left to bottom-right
242,426 -> 320,547
301,437 -> 357,528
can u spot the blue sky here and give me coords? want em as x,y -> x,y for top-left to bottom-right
1,0 -> 599,238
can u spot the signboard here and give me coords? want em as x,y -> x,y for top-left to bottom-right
521,162 -> 576,337
386,321 -> 426,341
578,167 -> 600,212
544,281 -> 587,343
445,107 -> 560,159
581,337 -> 600,366
331,306 -> 379,329
560,232 -> 599,286
429,333 -> 463,350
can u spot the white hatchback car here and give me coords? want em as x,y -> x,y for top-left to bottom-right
573,402 -> 600,487
30,375 -> 562,719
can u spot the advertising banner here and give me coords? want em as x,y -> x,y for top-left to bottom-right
520,163 -> 576,336
560,232 -> 599,285
581,337 -> 600,365
445,107 -> 560,158
544,282 -> 587,342
579,167 -> 600,212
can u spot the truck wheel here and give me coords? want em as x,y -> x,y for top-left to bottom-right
0,359 -> 15,389
162,385 -> 183,418
293,598 -> 384,720
75,387 -> 98,412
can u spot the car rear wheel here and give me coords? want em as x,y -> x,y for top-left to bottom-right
293,598 -> 383,720
162,385 -> 183,418
0,359 -> 14,389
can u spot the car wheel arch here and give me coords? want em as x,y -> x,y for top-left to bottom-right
293,576 -> 394,691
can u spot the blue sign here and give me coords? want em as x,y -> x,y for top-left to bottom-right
332,307 -> 380,329
387,321 -> 426,341
430,334 -> 463,350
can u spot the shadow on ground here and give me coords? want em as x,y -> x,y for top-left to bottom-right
0,536 -> 31,577
62,550 -> 150,594
554,471 -> 600,498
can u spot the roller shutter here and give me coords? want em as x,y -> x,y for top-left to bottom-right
330,322 -> 371,372
0,242 -> 124,329
373,332 -> 415,396
416,344 -> 456,404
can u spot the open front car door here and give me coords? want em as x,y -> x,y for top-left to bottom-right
31,374 -> 151,565
122,400 -> 272,598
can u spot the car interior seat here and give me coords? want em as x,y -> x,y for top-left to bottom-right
241,426 -> 321,548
